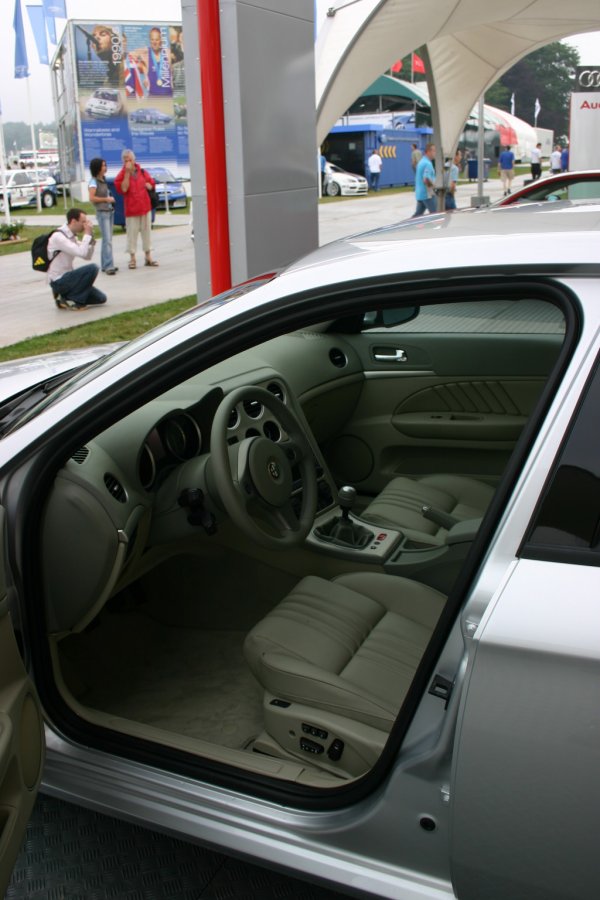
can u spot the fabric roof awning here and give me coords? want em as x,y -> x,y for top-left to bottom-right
316,0 -> 600,152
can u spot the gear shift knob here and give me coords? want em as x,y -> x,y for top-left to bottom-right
338,485 -> 357,517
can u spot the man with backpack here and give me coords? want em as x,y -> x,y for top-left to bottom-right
46,208 -> 107,310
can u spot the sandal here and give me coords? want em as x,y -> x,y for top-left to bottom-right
128,258 -> 137,269
145,258 -> 159,267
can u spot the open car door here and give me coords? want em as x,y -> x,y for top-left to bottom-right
0,505 -> 44,896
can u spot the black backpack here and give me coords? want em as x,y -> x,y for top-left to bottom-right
31,230 -> 60,272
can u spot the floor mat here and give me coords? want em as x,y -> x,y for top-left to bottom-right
59,610 -> 264,749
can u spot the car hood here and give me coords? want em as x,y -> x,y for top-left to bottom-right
0,345 -> 119,403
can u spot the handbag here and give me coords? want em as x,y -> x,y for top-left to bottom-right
143,170 -> 160,210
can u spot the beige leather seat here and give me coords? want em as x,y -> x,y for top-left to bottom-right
360,474 -> 495,545
244,572 -> 445,771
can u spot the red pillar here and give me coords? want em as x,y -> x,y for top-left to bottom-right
197,0 -> 232,293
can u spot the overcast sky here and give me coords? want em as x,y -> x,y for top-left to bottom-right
0,0 -> 598,126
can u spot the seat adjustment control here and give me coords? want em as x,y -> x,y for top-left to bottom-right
300,737 -> 324,754
302,723 -> 328,740
327,739 -> 344,761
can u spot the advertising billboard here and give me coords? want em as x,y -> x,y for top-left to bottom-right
72,20 -> 188,176
569,66 -> 600,171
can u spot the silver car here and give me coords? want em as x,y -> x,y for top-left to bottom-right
1,201 -> 599,898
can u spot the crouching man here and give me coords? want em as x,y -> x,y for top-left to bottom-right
48,208 -> 107,311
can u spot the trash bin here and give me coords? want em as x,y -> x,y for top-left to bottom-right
106,177 -> 155,229
467,159 -> 491,181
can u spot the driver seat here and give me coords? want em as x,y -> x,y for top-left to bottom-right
244,572 -> 445,775
360,474 -> 495,545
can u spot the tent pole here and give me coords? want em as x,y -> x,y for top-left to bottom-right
421,46 -> 445,211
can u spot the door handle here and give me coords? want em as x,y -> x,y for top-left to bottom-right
373,348 -> 408,363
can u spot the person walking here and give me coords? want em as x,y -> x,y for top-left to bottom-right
412,143 -> 436,216
410,143 -> 422,171
550,145 -> 562,174
530,143 -> 542,181
367,148 -> 382,191
88,158 -> 117,275
47,208 -> 107,311
498,145 -> 515,196
561,145 -> 569,172
114,148 -> 159,268
444,150 -> 461,211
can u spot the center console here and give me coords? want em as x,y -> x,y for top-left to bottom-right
306,485 -> 481,593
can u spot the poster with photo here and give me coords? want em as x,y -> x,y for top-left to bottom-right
72,20 -> 189,177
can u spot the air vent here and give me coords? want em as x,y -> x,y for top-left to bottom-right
243,399 -> 263,419
104,473 -> 127,503
71,447 -> 89,464
266,382 -> 285,403
329,347 -> 347,368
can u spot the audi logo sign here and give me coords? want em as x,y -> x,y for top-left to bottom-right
574,66 -> 600,92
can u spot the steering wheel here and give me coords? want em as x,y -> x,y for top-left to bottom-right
210,386 -> 318,549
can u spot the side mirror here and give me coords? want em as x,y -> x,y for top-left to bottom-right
362,307 -> 419,329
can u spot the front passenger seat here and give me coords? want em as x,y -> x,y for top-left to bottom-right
360,474 -> 495,545
244,572 -> 445,776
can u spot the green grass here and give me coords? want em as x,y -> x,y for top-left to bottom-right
0,224 -> 55,256
0,295 -> 197,363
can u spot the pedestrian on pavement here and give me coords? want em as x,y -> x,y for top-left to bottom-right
320,151 -> 327,195
550,145 -> 562,174
412,143 -> 436,216
47,208 -> 107,311
498,145 -> 515,196
444,150 -> 461,211
561,145 -> 569,172
114,148 -> 159,269
367,148 -> 383,191
530,143 -> 543,180
88,158 -> 117,275
411,143 -> 422,171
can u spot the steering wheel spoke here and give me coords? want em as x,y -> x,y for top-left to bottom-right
211,386 -> 318,549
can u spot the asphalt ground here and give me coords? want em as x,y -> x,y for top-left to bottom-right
0,172 -> 519,350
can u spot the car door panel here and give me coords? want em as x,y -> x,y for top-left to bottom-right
451,559 -> 600,899
323,332 -> 562,494
0,505 -> 44,897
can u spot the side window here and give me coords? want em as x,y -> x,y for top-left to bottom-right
363,299 -> 565,335
523,357 -> 600,563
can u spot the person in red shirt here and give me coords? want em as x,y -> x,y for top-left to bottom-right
114,148 -> 159,268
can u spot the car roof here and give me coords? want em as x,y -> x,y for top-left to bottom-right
279,202 -> 600,285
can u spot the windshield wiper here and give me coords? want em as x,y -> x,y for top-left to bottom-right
0,366 -> 88,437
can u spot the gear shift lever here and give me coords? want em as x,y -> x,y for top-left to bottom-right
314,484 -> 374,549
338,485 -> 357,520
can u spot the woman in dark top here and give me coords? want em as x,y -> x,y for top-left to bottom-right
88,157 -> 117,274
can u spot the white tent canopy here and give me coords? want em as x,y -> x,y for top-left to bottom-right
316,0 -> 600,152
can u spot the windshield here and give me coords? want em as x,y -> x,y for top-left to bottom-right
2,276 -> 277,435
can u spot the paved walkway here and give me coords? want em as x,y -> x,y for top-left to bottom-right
0,174 -> 520,349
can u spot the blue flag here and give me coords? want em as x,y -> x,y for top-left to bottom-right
14,0 -> 29,79
27,5 -> 49,65
42,0 -> 66,15
42,0 -> 66,45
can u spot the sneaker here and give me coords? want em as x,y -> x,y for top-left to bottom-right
105,268 -> 117,275
55,297 -> 87,311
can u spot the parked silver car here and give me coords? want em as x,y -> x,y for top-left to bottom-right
1,201 -> 599,898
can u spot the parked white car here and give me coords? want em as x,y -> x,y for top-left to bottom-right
324,161 -> 369,196
1,201 -> 600,899
0,168 -> 56,209
85,88 -> 123,118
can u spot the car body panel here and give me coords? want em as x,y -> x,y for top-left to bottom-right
0,506 -> 45,899
325,162 -> 369,196
85,89 -> 123,118
145,167 -> 188,210
129,108 -> 173,125
495,169 -> 600,206
1,209 -> 600,898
